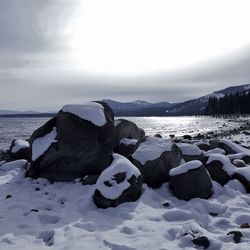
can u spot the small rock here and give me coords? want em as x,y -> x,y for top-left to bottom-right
227,231 -> 243,243
5,194 -> 12,199
154,134 -> 162,138
30,209 -> 39,213
192,236 -> 210,249
183,135 -> 192,140
240,223 -> 250,229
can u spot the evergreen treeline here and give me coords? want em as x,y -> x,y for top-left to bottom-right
204,91 -> 250,115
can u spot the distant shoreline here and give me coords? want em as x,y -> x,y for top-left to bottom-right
0,113 -> 56,118
0,113 -> 250,118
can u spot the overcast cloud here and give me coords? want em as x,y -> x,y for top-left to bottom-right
0,0 -> 250,111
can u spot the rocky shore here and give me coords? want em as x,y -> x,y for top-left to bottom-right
0,102 -> 250,249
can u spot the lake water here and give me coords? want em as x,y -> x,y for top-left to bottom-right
0,116 -> 247,150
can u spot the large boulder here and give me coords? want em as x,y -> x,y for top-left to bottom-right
93,154 -> 143,208
9,139 -> 30,161
132,136 -> 182,188
203,154 -> 236,186
176,143 -> 203,162
27,102 -> 116,181
169,160 -> 213,200
115,119 -> 145,146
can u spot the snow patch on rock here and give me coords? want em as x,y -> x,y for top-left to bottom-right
220,138 -> 250,154
169,160 -> 203,176
236,167 -> 250,181
120,138 -> 138,146
11,140 -> 29,153
177,143 -> 201,156
32,127 -> 57,161
0,160 -> 27,172
206,154 -> 236,176
96,154 -> 141,200
204,148 -> 225,156
114,119 -> 122,127
228,152 -> 250,160
132,137 -> 173,165
62,102 -> 106,127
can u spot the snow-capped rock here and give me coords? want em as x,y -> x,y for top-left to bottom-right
210,138 -> 250,154
9,139 -> 30,161
27,102 -> 116,181
115,119 -> 145,146
93,154 -> 143,208
132,136 -> 182,187
204,154 -> 236,186
114,138 -> 139,158
176,143 -> 203,162
62,102 -> 106,127
204,148 -> 226,156
170,160 -> 213,200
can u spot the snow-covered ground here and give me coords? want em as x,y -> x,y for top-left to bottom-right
0,116 -> 250,249
0,160 -> 250,250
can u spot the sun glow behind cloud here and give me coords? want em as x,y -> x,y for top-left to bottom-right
67,0 -> 250,76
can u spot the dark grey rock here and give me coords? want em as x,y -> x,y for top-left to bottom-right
183,135 -> 192,140
154,134 -> 162,138
27,102 -> 116,181
114,138 -> 138,159
9,139 -> 30,161
195,142 -> 211,151
93,154 -> 143,208
192,236 -> 210,249
81,175 -> 99,185
203,157 -> 231,186
227,231 -> 243,243
170,163 -> 213,200
132,137 -> 182,188
115,119 -> 145,146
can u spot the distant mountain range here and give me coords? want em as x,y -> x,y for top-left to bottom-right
1,84 -> 249,117
0,110 -> 40,115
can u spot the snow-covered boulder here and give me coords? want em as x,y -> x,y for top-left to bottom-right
132,136 -> 182,188
176,143 -> 203,162
233,167 -> 250,193
209,139 -> 250,155
9,139 -> 30,161
204,154 -> 236,186
27,102 -> 116,181
228,153 -> 250,165
93,154 -> 143,208
115,119 -> 145,147
169,160 -> 213,200
115,138 -> 138,158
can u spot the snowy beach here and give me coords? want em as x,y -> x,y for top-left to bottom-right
0,111 -> 250,250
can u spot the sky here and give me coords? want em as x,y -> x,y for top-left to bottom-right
0,0 -> 250,111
